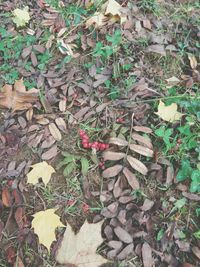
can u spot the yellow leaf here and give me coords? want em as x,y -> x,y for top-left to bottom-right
56,220 -> 108,267
12,6 -> 30,28
32,209 -> 65,252
188,54 -> 197,69
85,12 -> 107,28
155,100 -> 183,122
27,161 -> 55,186
105,0 -> 127,24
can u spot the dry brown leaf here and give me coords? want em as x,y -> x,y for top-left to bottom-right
59,100 -> 66,112
142,242 -> 154,267
127,156 -> 148,175
147,44 -> 166,56
41,145 -> 58,160
192,246 -> 200,260
102,165 -> 123,178
141,199 -> 154,211
49,123 -> 62,141
103,151 -> 125,161
133,126 -> 152,133
26,108 -> 33,121
2,187 -> 12,207
55,117 -> 67,132
0,79 -> 39,112
123,167 -> 139,189
132,133 -> 153,149
85,12 -> 107,28
143,19 -> 151,30
188,55 -> 197,69
114,226 -> 132,243
105,0 -> 127,24
36,117 -> 50,125
129,144 -> 153,157
109,137 -> 128,146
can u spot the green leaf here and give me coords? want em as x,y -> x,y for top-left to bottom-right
63,162 -> 76,177
193,230 -> 200,239
190,170 -> 200,192
174,198 -> 187,210
57,155 -> 75,169
81,157 -> 89,176
155,126 -> 165,137
157,229 -> 165,241
176,160 -> 193,181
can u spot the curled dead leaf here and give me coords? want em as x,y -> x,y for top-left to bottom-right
127,156 -> 148,175
103,151 -> 125,161
102,165 -> 123,178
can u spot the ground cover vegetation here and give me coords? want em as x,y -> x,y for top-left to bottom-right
0,0 -> 199,266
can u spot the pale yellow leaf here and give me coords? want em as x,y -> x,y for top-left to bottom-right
188,54 -> 197,69
105,0 -> 127,24
12,6 -> 30,27
155,100 -> 183,122
27,161 -> 55,186
32,209 -> 65,252
85,12 -> 107,28
56,220 -> 108,267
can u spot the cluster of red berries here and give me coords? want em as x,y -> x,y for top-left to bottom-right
79,130 -> 109,151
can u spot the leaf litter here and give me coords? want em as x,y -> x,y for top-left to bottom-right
0,0 -> 199,266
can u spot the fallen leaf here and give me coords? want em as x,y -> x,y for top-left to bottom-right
102,165 -> 123,178
147,44 -> 166,56
2,187 -> 13,207
32,209 -> 65,252
117,243 -> 134,260
127,156 -> 148,175
133,126 -> 152,133
49,123 -> 62,141
142,19 -> 151,30
12,6 -> 30,27
109,137 -> 128,146
0,80 -> 38,112
123,167 -> 139,189
155,100 -> 183,122
188,55 -> 197,69
141,199 -> 154,211
132,133 -> 153,149
55,117 -> 67,132
142,242 -> 154,267
14,256 -> 25,267
192,246 -> 200,260
85,12 -> 107,28
165,76 -> 180,87
103,151 -> 125,161
27,161 -> 55,186
129,144 -> 153,157
56,220 -> 108,267
114,226 -> 132,243
105,0 -> 127,24
41,145 -> 58,160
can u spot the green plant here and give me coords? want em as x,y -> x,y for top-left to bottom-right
57,152 -> 90,177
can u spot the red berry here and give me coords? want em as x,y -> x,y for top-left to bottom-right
88,143 -> 92,148
100,144 -> 106,150
79,130 -> 85,137
83,143 -> 89,148
116,118 -> 124,123
82,134 -> 89,141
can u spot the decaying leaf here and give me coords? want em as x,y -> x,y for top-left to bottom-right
85,12 -> 107,28
109,137 -> 128,146
0,80 -> 39,112
142,242 -> 154,267
165,76 -> 180,87
123,167 -> 139,189
12,6 -> 30,27
103,151 -> 125,161
127,156 -> 148,175
188,55 -> 197,69
2,187 -> 12,207
32,209 -> 65,252
102,165 -> 123,178
132,133 -> 153,149
129,144 -> 153,157
49,123 -> 62,141
147,44 -> 166,56
133,126 -> 152,133
56,220 -> 108,267
27,161 -> 55,186
155,100 -> 183,122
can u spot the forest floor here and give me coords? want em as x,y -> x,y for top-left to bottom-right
0,0 -> 200,266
